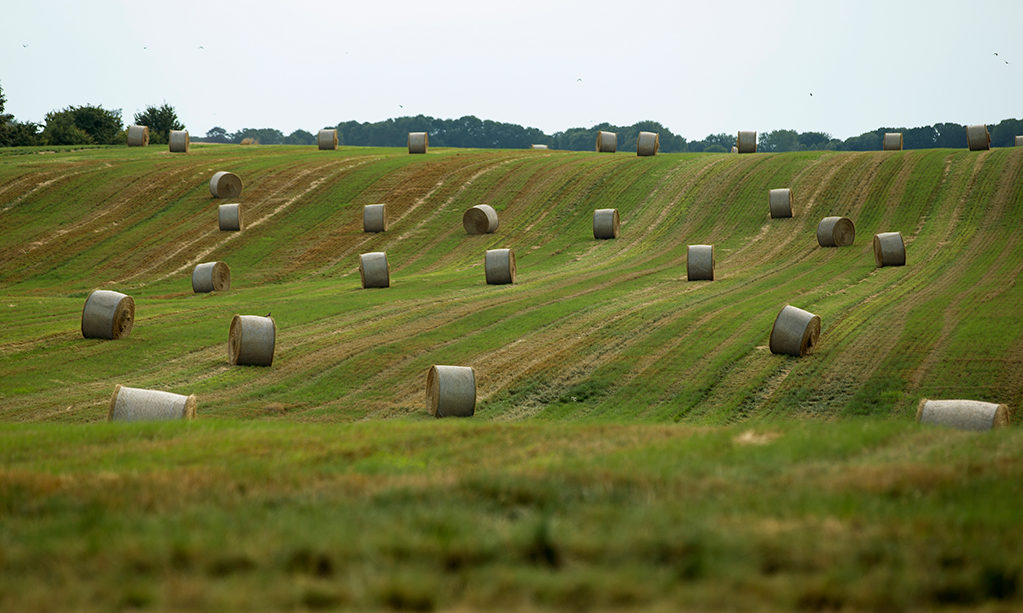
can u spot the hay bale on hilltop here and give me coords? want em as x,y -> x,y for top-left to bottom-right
463,204 -> 499,235
426,365 -> 476,417
873,231 -> 905,267
485,248 -> 516,285
127,125 -> 149,147
192,261 -> 231,293
731,146 -> 739,154
169,130 -> 190,153
531,144 -> 548,149
737,131 -> 757,153
408,132 -> 428,154
228,314 -> 276,366
218,203 -> 243,231
363,204 -> 387,233
967,124 -> 990,151
596,131 -> 617,153
359,252 -> 390,288
769,305 -> 821,357
593,208 -> 620,239
209,171 -> 243,198
81,290 -> 134,340
917,399 -> 1011,431
883,132 -> 903,151
637,131 -> 659,156
769,188 -> 793,218
687,245 -> 714,281
318,129 -> 338,150
1015,136 -> 1023,147
108,384 -> 196,422
817,216 -> 856,247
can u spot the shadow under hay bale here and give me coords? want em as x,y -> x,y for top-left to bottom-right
408,132 -> 428,154
463,204 -> 499,235
817,217 -> 855,247
966,124 -> 991,151
883,132 -> 903,151
593,208 -> 620,239
769,305 -> 821,357
485,248 -> 516,285
363,204 -> 387,233
917,398 -> 1011,431
209,171 -> 243,198
873,231 -> 905,267
359,252 -> 390,288
318,129 -> 338,150
737,131 -> 757,153
687,245 -> 714,281
426,365 -> 476,417
192,261 -> 231,293
169,130 -> 189,153
596,131 -> 617,153
81,290 -> 134,340
637,131 -> 659,156
228,315 -> 276,366
127,125 -> 149,147
218,204 -> 243,231
108,384 -> 196,422
769,188 -> 793,218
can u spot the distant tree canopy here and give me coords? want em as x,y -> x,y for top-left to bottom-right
0,81 -> 41,146
41,104 -> 122,146
228,128 -> 284,145
133,103 -> 184,144
204,126 -> 230,143
283,129 -> 316,145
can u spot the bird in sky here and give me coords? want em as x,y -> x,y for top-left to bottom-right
994,52 -> 998,55
399,104 -> 403,108
810,92 -> 813,96
21,44 -> 27,48
199,46 -> 204,49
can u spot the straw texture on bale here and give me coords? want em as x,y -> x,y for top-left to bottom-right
737,131 -> 757,153
191,261 -> 231,293
359,252 -> 390,288
596,131 -> 617,153
108,384 -> 196,422
317,129 -> 338,150
1016,136 -> 1023,147
917,399 -> 1011,431
816,216 -> 856,247
127,125 -> 149,147
209,171 -> 243,198
168,130 -> 189,153
531,144 -> 548,149
81,290 -> 135,340
730,146 -> 739,154
966,124 -> 991,151
408,132 -> 428,154
769,305 -> 821,357
363,204 -> 387,233
426,365 -> 476,417
873,231 -> 906,267
769,188 -> 793,218
687,245 -> 715,281
463,204 -> 499,235
485,248 -> 516,285
883,132 -> 903,151
218,203 -> 243,231
593,208 -> 620,239
636,131 -> 660,156
228,315 -> 276,366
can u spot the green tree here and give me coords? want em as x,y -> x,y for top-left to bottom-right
759,129 -> 799,152
133,103 -> 183,144
0,81 -> 42,146
205,126 -> 229,143
283,129 -> 316,145
231,128 -> 284,145
42,104 -> 122,145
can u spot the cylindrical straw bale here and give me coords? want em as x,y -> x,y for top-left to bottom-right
363,204 -> 387,233
687,245 -> 714,281
596,131 -> 617,153
317,129 -> 338,150
426,365 -> 476,417
883,132 -> 903,151
169,130 -> 189,153
192,261 -> 231,293
127,125 -> 149,147
228,315 -> 276,366
873,231 -> 906,267
218,203 -> 243,231
81,290 -> 135,340
593,208 -> 620,239
737,131 -> 757,153
917,399 -> 1011,431
408,132 -> 428,154
816,217 -> 856,247
769,305 -> 821,357
1016,136 -> 1023,147
730,146 -> 739,154
463,204 -> 499,235
966,124 -> 990,151
485,248 -> 516,285
108,384 -> 196,422
636,131 -> 660,156
531,144 -> 548,149
209,171 -> 243,198
769,188 -> 793,218
359,252 -> 390,288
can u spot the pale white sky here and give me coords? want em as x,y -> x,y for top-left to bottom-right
1,0 -> 1020,141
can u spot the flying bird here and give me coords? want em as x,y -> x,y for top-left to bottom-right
994,52 -> 998,56
198,46 -> 204,49
21,44 -> 27,48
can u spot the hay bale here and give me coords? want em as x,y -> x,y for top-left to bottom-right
917,398 -> 1011,431
209,171 -> 243,198
636,131 -> 660,156
816,216 -> 856,247
81,290 -> 134,340
192,261 -> 231,293
596,131 -> 617,153
127,125 -> 149,147
687,245 -> 714,281
108,384 -> 196,422
531,144 -> 548,149
318,129 -> 338,150
426,365 -> 476,417
463,204 -> 499,235
883,132 -> 903,151
363,204 -> 387,233
967,124 -> 991,151
218,203 -> 243,231
593,208 -> 620,239
485,248 -> 516,285
1016,136 -> 1023,147
359,252 -> 390,288
169,130 -> 189,153
769,188 -> 793,218
769,305 -> 821,357
737,131 -> 757,153
873,231 -> 906,267
730,146 -> 739,154
408,132 -> 428,154
228,314 -> 276,366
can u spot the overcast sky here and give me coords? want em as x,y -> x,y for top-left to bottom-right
2,0 -> 1020,141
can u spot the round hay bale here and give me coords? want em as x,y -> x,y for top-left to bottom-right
359,252 -> 390,288
593,208 -> 620,239
463,204 -> 499,235
228,315 -> 276,366
966,124 -> 990,151
317,129 -> 338,150
408,132 -> 428,154
730,146 -> 739,154
169,130 -> 190,153
218,203 -> 243,231
127,125 -> 149,147
769,188 -> 793,218
531,144 -> 548,149
687,245 -> 714,281
637,131 -> 660,156
883,132 -> 903,151
485,248 -> 516,285
596,131 -> 617,153
81,290 -> 134,340
1015,135 -> 1023,147
917,398 -> 1011,431
426,365 -> 476,417
737,131 -> 757,153
192,261 -> 231,293
209,171 -> 243,199
873,231 -> 906,267
363,204 -> 387,233
769,305 -> 821,357
108,384 -> 196,422
816,216 -> 856,247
